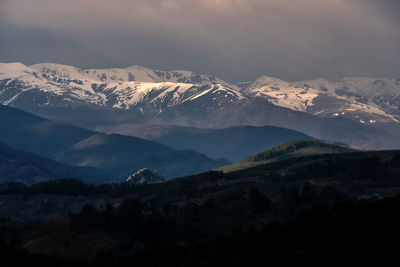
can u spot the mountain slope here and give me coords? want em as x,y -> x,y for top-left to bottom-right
217,140 -> 358,172
96,124 -> 314,162
0,142 -> 107,185
158,96 -> 400,149
0,105 -> 228,180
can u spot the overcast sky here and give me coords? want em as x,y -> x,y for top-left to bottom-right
0,0 -> 399,82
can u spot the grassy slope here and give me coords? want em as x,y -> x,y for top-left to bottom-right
216,140 -> 359,172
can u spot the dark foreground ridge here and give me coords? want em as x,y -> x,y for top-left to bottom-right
1,148 -> 400,266
2,194 -> 400,266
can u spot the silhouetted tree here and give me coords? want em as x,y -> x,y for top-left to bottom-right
112,199 -> 143,232
287,185 -> 300,203
248,188 -> 271,213
301,183 -> 317,201
320,185 -> 343,200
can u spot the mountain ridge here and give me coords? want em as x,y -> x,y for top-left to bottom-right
96,124 -> 314,162
0,105 -> 228,180
2,62 -> 400,150
217,140 -> 359,172
0,141 -> 108,184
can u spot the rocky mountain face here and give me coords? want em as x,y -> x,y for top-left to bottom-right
125,168 -> 165,185
1,62 -> 400,149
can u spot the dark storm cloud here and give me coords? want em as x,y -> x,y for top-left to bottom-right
0,0 -> 399,82
364,0 -> 400,22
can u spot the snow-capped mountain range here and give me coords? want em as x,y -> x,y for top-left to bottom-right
0,62 -> 242,113
1,62 -> 399,125
243,75 -> 400,124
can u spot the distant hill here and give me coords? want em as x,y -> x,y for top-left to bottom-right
0,142 -> 107,185
96,124 -> 313,162
217,140 -> 358,172
0,105 -> 228,181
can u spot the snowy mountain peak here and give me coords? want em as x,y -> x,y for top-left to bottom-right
240,74 -> 400,123
0,62 -> 34,79
0,62 -> 30,72
251,75 -> 288,86
31,62 -> 80,72
242,75 -> 318,112
30,63 -> 91,81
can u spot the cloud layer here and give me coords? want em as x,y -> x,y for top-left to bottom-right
0,0 -> 399,82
